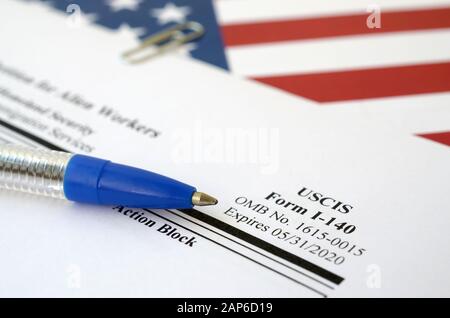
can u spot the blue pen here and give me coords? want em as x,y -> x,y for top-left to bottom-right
0,145 -> 217,208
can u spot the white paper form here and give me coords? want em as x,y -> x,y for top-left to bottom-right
0,1 -> 449,297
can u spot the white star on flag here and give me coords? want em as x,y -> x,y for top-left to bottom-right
151,2 -> 191,25
113,24 -> 147,46
106,0 -> 142,12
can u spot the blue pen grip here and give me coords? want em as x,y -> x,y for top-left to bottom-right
63,154 -> 196,208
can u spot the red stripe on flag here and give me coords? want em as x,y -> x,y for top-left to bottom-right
222,7 -> 450,46
253,62 -> 450,102
417,131 -> 450,147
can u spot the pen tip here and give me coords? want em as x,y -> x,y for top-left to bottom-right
192,192 -> 218,206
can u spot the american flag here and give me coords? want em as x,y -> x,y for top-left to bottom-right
33,0 -> 450,146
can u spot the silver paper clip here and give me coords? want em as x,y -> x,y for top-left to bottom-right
122,21 -> 205,64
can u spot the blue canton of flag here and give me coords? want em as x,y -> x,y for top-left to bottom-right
35,0 -> 228,70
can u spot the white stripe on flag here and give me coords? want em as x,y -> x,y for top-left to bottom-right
215,0 -> 450,24
327,93 -> 450,133
225,29 -> 450,77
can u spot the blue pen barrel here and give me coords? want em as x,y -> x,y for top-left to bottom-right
63,154 -> 196,208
